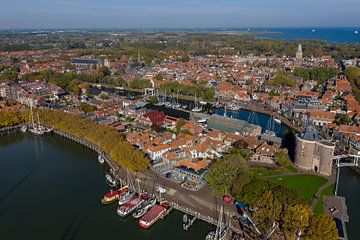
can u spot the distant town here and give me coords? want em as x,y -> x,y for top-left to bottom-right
1,31 -> 360,240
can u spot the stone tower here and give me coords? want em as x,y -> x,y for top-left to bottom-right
294,123 -> 334,176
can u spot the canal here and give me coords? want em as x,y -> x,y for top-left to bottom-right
338,167 -> 360,240
0,133 -> 213,240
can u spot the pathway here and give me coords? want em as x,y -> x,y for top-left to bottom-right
311,174 -> 336,210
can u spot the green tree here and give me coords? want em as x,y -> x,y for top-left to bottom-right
274,150 -> 292,168
206,159 -> 244,195
268,71 -> 296,87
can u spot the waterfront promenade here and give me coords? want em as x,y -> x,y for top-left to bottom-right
49,128 -> 260,239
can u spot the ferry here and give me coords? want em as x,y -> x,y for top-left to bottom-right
132,198 -> 157,219
118,190 -> 136,205
139,205 -> 166,229
274,118 -> 281,124
117,195 -> 145,217
101,186 -> 128,205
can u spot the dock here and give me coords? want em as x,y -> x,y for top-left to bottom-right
323,196 -> 349,240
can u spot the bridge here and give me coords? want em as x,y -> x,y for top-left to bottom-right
333,154 -> 360,195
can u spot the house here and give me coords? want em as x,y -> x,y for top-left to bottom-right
309,111 -> 336,126
140,111 -> 166,127
251,142 -> 278,164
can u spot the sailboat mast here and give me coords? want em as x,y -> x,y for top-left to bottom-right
37,113 -> 41,127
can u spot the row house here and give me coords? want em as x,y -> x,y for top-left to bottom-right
308,111 -> 336,127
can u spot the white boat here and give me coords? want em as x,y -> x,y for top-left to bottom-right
105,173 -> 119,187
132,198 -> 157,219
98,154 -> 105,164
191,107 -> 202,112
274,118 -> 281,124
20,125 -> 27,133
355,30 -> 359,35
28,105 -> 45,136
118,190 -> 136,205
117,195 -> 144,217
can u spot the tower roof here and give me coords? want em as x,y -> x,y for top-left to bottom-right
299,124 -> 320,141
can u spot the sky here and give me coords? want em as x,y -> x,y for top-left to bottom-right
0,0 -> 359,29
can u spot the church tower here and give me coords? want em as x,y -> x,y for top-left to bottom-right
296,44 -> 303,60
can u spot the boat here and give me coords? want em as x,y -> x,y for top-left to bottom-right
98,154 -> 105,164
118,190 -> 136,205
205,205 -> 228,240
105,173 -> 119,187
20,125 -> 27,132
139,205 -> 166,229
101,186 -> 128,205
274,118 -> 281,124
117,194 -> 145,217
355,30 -> 359,35
132,198 -> 157,219
118,169 -> 136,205
28,105 -> 45,136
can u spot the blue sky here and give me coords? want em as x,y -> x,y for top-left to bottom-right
0,0 -> 359,29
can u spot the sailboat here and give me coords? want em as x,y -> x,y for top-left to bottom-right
264,116 -> 276,136
118,170 -> 136,205
205,205 -> 228,240
192,93 -> 202,112
28,104 -> 45,136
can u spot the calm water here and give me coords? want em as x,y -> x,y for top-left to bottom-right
223,27 -> 360,43
338,167 -> 360,240
214,108 -> 288,138
0,133 -> 213,240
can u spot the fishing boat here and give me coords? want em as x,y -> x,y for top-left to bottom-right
132,198 -> 157,219
117,194 -> 145,217
101,186 -> 128,205
139,205 -> 166,229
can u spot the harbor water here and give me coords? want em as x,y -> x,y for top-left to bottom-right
0,133 -> 213,240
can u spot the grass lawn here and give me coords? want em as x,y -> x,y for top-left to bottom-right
250,165 -> 299,177
314,183 -> 335,214
268,174 -> 327,204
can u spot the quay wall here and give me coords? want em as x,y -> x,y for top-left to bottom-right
51,129 -> 230,228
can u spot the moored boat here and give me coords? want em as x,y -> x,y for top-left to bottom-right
101,186 -> 128,205
20,125 -> 27,132
117,195 -> 144,217
118,190 -> 136,205
98,154 -> 105,164
105,173 -> 119,187
132,198 -> 157,219
139,205 -> 166,229
274,118 -> 281,124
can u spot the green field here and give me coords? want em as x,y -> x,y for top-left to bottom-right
268,174 -> 327,204
250,165 -> 298,177
314,183 -> 335,214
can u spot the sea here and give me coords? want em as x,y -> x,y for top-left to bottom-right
217,27 -> 360,44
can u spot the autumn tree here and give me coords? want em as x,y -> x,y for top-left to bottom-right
304,214 -> 338,240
